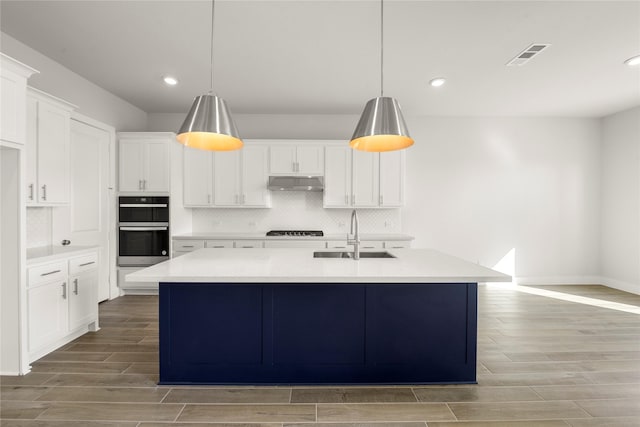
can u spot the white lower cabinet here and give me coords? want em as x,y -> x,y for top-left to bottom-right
27,251 -> 98,362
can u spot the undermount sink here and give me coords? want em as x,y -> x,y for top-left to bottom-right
313,251 -> 396,259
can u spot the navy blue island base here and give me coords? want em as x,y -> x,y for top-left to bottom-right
159,282 -> 477,385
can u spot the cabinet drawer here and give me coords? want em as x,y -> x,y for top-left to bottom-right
173,240 -> 205,251
326,240 -> 349,249
69,252 -> 98,275
360,241 -> 384,250
28,261 -> 68,287
384,241 -> 411,249
234,240 -> 264,248
205,240 -> 234,249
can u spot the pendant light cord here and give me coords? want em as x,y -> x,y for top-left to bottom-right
380,0 -> 384,97
210,0 -> 215,93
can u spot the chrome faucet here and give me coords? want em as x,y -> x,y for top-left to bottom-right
348,209 -> 360,260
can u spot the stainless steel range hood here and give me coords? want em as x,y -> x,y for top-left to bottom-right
268,176 -> 324,191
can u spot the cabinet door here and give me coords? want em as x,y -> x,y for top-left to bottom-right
28,280 -> 68,353
144,140 -> 170,192
69,272 -> 97,331
25,96 -> 38,203
269,145 -> 296,174
119,140 -> 144,192
323,146 -> 351,208
0,68 -> 28,145
213,150 -> 241,206
37,101 -> 70,204
242,145 -> 270,207
352,150 -> 379,207
379,150 -> 404,207
296,145 -> 324,175
183,147 -> 212,206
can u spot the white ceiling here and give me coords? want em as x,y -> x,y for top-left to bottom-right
1,0 -> 639,117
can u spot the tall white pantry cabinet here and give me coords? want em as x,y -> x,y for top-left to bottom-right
0,53 -> 38,375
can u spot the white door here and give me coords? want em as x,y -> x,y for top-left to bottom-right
183,146 -> 212,206
37,101 -> 70,204
379,150 -> 404,207
269,145 -> 296,174
242,145 -> 269,207
69,120 -> 111,302
118,140 -> 144,192
213,150 -> 241,206
323,146 -> 351,208
144,140 -> 170,192
352,150 -> 379,207
296,145 -> 324,175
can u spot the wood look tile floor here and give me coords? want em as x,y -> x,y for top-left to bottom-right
2,284 -> 639,426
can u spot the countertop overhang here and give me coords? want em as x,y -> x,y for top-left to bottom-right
126,248 -> 511,284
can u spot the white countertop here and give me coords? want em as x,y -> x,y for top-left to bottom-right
172,232 -> 414,241
27,245 -> 99,265
126,248 -> 511,284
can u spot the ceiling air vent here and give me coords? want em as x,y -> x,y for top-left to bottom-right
507,43 -> 551,66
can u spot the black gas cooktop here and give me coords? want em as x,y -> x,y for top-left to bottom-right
266,230 -> 324,237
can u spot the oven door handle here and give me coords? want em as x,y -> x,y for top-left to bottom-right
119,226 -> 168,231
119,204 -> 168,208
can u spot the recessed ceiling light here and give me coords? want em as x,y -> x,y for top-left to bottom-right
624,55 -> 640,67
430,78 -> 446,88
163,76 -> 178,86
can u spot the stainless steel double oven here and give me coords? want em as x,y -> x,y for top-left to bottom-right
118,196 -> 170,267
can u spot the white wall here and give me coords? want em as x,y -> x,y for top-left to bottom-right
600,107 -> 640,294
149,113 -> 602,284
403,117 -> 601,284
1,33 -> 147,131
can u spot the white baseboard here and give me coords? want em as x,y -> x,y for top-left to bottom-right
599,277 -> 640,295
515,276 -> 602,286
513,275 -> 640,295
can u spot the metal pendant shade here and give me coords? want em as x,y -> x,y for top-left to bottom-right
176,0 -> 242,151
350,97 -> 413,152
350,0 -> 413,152
177,94 -> 242,151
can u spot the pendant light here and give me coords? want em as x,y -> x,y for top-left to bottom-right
177,0 -> 242,151
350,0 -> 413,152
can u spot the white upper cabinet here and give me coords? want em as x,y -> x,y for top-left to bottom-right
26,87 -> 75,205
213,150 -> 241,206
118,132 -> 171,193
184,143 -> 270,208
323,146 -> 352,208
269,142 -> 324,175
352,150 -> 379,207
241,145 -> 270,207
379,150 -> 405,207
183,147 -> 213,206
323,143 -> 406,209
0,53 -> 38,146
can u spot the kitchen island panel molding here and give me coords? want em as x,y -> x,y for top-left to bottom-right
159,281 -> 477,385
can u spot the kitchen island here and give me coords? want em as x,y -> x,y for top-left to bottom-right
127,248 -> 510,385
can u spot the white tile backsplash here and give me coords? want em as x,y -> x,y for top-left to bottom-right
192,192 -> 401,233
26,207 -> 52,248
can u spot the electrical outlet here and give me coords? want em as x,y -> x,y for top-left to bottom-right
248,221 -> 257,227
384,220 -> 394,228
212,221 -> 221,226
338,221 -> 346,228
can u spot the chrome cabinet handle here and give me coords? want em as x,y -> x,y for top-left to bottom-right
41,269 -> 61,277
241,194 -> 246,204
73,278 -> 78,295
138,180 -> 142,190
142,180 -> 146,190
79,261 -> 95,267
379,194 -> 383,205
62,282 -> 67,299
28,183 -> 34,201
207,194 -> 211,204
41,184 -> 47,201
345,194 -> 348,205
234,194 -> 239,204
352,194 -> 356,205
